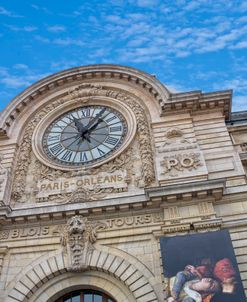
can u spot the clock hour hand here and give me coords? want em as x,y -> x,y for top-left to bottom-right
73,117 -> 84,132
73,118 -> 91,142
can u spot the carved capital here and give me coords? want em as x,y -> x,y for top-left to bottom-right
193,218 -> 222,231
161,223 -> 191,234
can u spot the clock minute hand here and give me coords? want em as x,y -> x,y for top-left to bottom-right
87,118 -> 103,133
81,108 -> 106,135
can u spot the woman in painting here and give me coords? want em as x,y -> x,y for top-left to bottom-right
168,277 -> 221,302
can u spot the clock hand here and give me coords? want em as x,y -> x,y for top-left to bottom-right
73,117 -> 91,142
73,117 -> 84,133
87,118 -> 103,133
81,108 -> 106,136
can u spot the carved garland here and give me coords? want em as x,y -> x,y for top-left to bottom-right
12,84 -> 155,202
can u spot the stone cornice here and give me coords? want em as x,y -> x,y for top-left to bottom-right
0,65 -> 232,138
145,179 -> 225,203
0,180 -> 226,224
0,193 -> 153,224
162,90 -> 232,119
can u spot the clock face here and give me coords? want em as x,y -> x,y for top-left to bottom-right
42,106 -> 128,166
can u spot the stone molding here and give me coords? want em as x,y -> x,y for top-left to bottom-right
0,246 -> 8,276
154,217 -> 222,236
163,90 -> 232,119
29,271 -> 136,302
146,179 -> 225,203
0,153 -> 10,204
5,246 -> 161,302
0,65 -> 232,138
0,64 -> 168,138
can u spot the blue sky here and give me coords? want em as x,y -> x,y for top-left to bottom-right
1,0 -> 247,112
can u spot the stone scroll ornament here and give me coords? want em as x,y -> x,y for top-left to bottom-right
60,215 -> 107,271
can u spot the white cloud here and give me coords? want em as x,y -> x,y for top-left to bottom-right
232,96 -> 247,112
214,78 -> 247,95
0,6 -> 23,18
133,0 -> 160,7
0,65 -> 49,89
13,64 -> 29,70
5,24 -> 37,32
239,1 -> 247,11
53,38 -> 85,46
31,4 -> 51,14
47,25 -> 66,33
231,41 -> 247,49
34,35 -> 50,43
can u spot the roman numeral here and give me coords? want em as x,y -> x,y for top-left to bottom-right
81,108 -> 90,117
97,147 -> 106,156
66,113 -> 75,122
105,136 -> 118,146
50,144 -> 63,155
54,124 -> 64,130
109,126 -> 122,132
61,150 -> 73,161
105,115 -> 117,123
80,152 -> 88,162
48,135 -> 60,142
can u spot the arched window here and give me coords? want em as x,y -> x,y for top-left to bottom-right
56,290 -> 116,302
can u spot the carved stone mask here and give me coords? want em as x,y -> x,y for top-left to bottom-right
68,216 -> 85,235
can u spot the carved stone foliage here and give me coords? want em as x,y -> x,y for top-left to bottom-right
12,98 -> 69,201
158,127 -> 197,152
36,186 -> 110,204
60,215 -> 107,271
161,152 -> 202,176
12,84 -> 155,203
157,127 -> 208,182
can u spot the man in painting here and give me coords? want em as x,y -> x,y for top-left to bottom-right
213,258 -> 236,294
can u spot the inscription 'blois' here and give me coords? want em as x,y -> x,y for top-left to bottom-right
1,226 -> 50,239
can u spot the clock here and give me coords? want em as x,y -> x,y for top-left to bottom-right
33,100 -> 136,170
42,105 -> 127,166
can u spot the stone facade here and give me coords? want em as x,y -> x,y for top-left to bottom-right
0,64 -> 246,301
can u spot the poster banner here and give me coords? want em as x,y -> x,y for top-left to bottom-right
160,230 -> 246,302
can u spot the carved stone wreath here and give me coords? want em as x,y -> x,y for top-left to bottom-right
12,84 -> 155,202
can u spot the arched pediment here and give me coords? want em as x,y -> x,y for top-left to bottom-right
5,245 -> 162,302
0,64 -> 171,139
